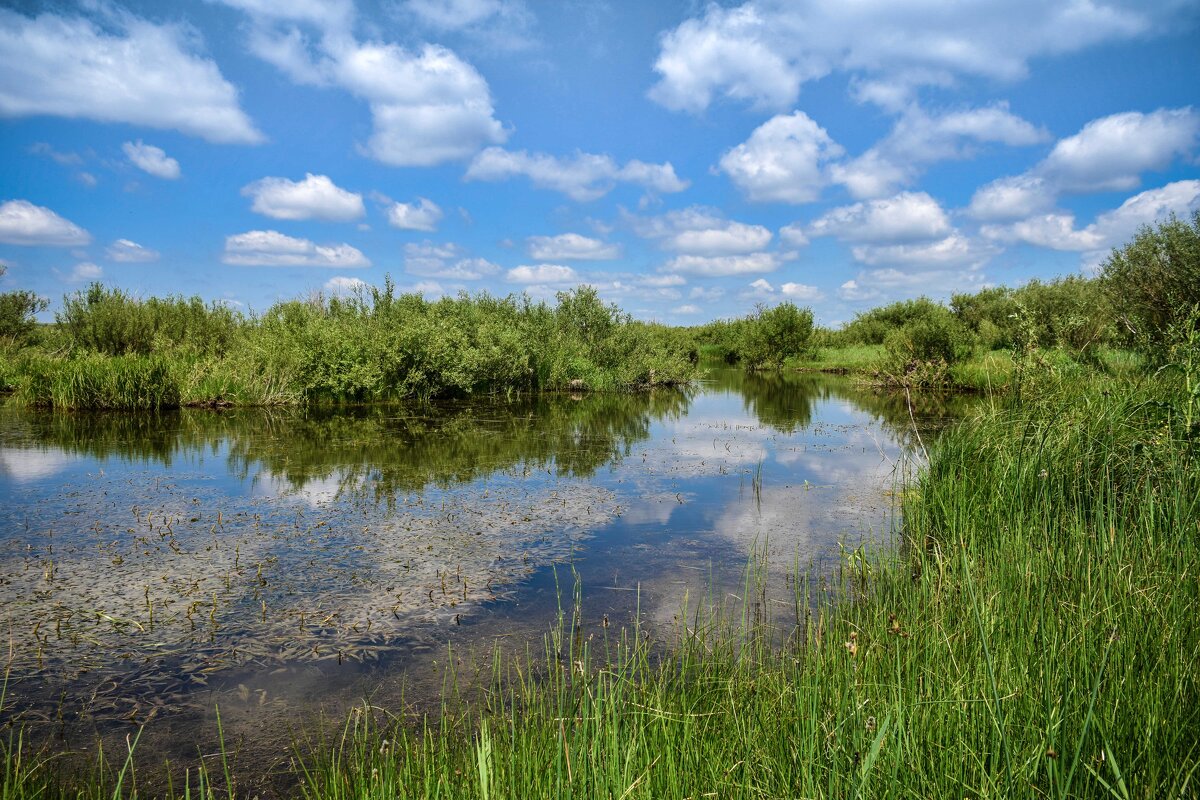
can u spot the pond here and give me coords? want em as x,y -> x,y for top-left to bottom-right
0,368 -> 973,792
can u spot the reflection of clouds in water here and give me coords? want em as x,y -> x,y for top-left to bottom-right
0,446 -> 77,482
0,466 -> 620,726
254,469 -> 358,507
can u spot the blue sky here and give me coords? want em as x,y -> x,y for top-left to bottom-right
1,0 -> 1198,326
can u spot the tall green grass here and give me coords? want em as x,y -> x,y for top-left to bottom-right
11,354 -> 181,410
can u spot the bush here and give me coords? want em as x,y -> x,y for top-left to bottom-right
1101,210 -> 1200,362
741,302 -> 814,370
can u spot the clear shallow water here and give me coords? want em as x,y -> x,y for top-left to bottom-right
0,368 -> 971,789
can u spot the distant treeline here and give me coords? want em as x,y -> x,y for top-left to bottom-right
694,211 -> 1200,385
1,211 -> 1197,407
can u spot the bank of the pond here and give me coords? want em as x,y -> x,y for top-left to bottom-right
5,366 -> 1196,798
789,344 -> 1143,393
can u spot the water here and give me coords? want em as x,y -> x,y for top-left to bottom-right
0,368 -> 972,791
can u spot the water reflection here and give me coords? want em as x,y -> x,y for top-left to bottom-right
0,369 -> 974,788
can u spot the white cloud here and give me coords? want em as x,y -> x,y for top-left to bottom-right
29,142 -> 82,166
650,1 -> 1157,114
632,206 -> 774,255
0,200 -> 91,246
851,233 -> 991,270
466,148 -> 688,201
399,0 -> 537,51
741,277 -> 823,302
689,286 -> 724,301
122,140 -> 180,179
718,111 -> 843,203
222,230 -> 370,267
780,282 -> 823,301
324,275 -> 367,295
809,192 -> 951,243
671,304 -> 702,315
1038,107 -> 1200,193
0,8 -> 262,144
106,239 -> 160,263
404,241 -> 500,280
333,41 -> 508,166
981,180 -> 1200,258
242,174 -> 364,222
66,262 -> 103,283
663,252 -> 782,277
968,174 -> 1056,221
527,233 -> 619,261
641,274 -> 688,288
669,221 -> 772,255
980,214 -> 1104,251
831,103 -> 1047,198
779,223 -> 809,247
384,197 -> 444,232
216,2 -> 507,165
969,107 -> 1200,221
838,279 -> 880,302
505,264 -> 580,284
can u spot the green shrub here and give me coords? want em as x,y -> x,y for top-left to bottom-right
740,302 -> 814,370
1101,209 -> 1200,362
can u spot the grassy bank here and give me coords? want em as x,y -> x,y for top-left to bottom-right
790,344 -> 1144,392
5,362 -> 1196,797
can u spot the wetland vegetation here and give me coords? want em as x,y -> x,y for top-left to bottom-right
1,213 -> 1198,797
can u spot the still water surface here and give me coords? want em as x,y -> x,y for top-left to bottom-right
0,368 -> 970,787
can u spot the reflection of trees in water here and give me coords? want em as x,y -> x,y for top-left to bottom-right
4,389 -> 693,500
702,365 -> 977,443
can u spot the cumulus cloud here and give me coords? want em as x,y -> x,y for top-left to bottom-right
505,264 -> 580,284
122,140 -> 180,179
831,103 -> 1047,198
222,230 -> 370,267
106,239 -> 160,263
527,233 -> 620,261
742,277 -> 824,302
718,111 -> 843,203
778,223 -> 809,247
404,241 -> 499,280
663,253 -> 783,277
0,8 -> 262,144
808,192 -> 951,243
967,174 -> 1056,221
633,206 -> 774,254
671,304 -> 701,315
65,262 -> 103,283
0,199 -> 91,246
398,0 -> 537,51
466,148 -> 688,201
324,275 -> 368,295
384,197 -> 444,232
1038,108 -> 1200,193
242,174 -> 364,221
214,2 -> 507,165
850,233 -> 992,270
649,0 -> 1158,114
982,180 -> 1200,260
838,279 -> 880,302
969,107 -> 1200,220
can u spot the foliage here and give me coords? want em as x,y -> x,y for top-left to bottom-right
740,302 -> 814,370
1101,209 -> 1200,362
0,266 -> 47,347
57,283 -> 243,357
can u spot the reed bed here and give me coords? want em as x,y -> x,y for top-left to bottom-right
4,371 -> 1197,798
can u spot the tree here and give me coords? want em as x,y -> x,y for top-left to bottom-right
0,264 -> 48,346
1101,210 -> 1200,360
741,302 -> 814,370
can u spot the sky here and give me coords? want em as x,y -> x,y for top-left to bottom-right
1,0 -> 1198,326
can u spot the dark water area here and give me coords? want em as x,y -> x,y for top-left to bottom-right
0,367 -> 976,793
